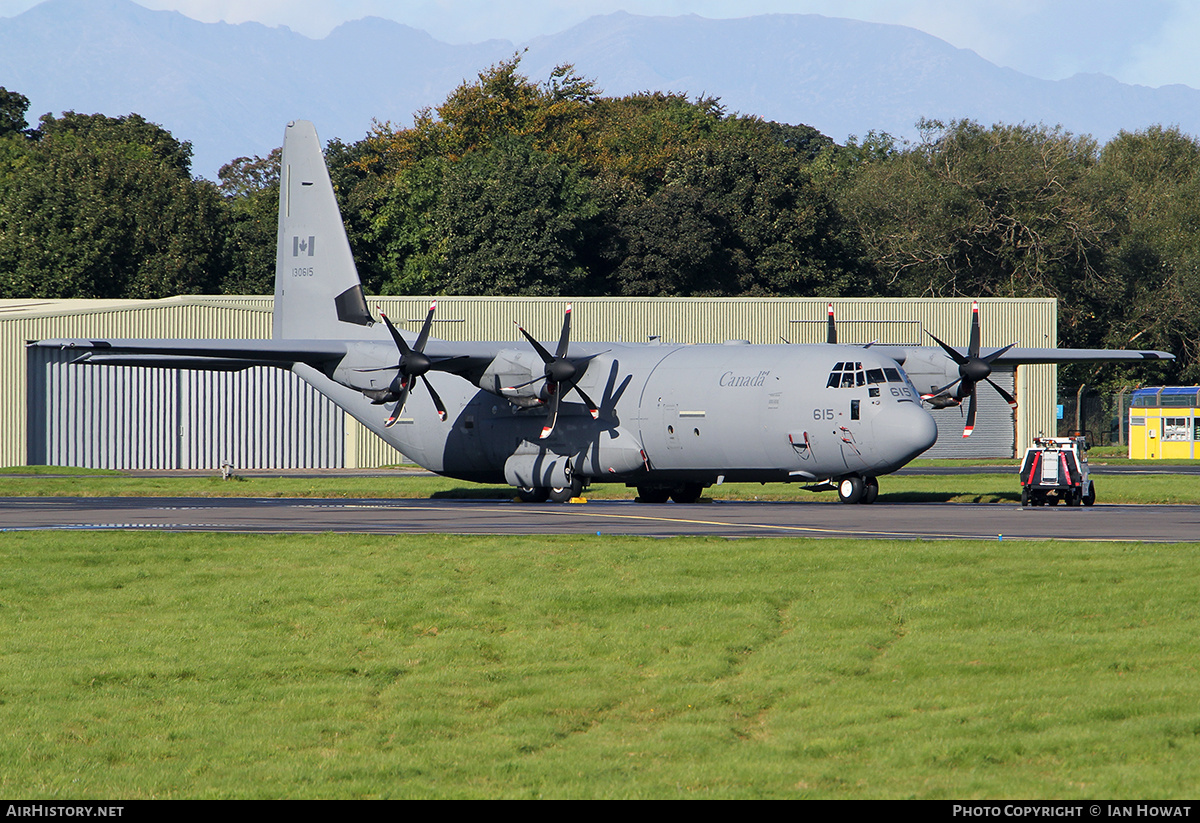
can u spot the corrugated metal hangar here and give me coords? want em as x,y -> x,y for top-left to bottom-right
3,295 -> 1058,469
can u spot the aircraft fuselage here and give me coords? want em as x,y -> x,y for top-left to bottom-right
307,339 -> 939,492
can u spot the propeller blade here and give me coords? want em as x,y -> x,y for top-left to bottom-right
923,377 -> 965,399
981,342 -> 1018,365
962,387 -> 978,437
540,383 -> 563,439
385,377 -> 413,428
502,376 -> 547,392
572,384 -> 600,420
827,303 -> 837,344
421,375 -> 447,421
379,311 -> 413,357
968,300 -> 981,359
986,377 -> 1018,410
926,329 -> 969,366
556,303 -> 573,359
414,301 -> 436,352
515,321 -> 555,364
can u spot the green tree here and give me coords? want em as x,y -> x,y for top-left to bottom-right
0,112 -> 222,299
215,150 -> 279,294
415,139 -> 601,295
0,87 -> 30,138
837,119 -> 1117,345
1094,126 -> 1200,383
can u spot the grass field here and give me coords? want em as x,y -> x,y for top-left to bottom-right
3,531 -> 1200,799
3,464 -> 1200,504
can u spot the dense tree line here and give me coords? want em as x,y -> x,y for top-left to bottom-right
1,57 -> 1198,386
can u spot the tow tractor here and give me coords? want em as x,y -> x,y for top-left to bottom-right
1018,434 -> 1096,507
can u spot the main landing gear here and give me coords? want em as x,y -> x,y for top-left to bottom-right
838,475 -> 879,504
516,475 -> 584,503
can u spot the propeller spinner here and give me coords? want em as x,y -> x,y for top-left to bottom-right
922,301 -> 1019,437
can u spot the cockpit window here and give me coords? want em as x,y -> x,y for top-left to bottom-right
828,361 -> 872,389
829,362 -> 912,392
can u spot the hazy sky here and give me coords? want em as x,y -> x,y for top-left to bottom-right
4,0 -> 1199,90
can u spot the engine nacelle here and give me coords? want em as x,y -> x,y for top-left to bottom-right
504,447 -> 573,489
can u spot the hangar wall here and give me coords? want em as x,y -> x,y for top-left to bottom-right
3,296 -> 1058,469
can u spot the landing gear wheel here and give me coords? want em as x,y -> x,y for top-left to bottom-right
1083,481 -> 1096,506
837,475 -> 865,504
859,476 -> 879,504
636,486 -> 671,504
548,476 -> 583,503
516,486 -> 548,503
670,483 -> 704,504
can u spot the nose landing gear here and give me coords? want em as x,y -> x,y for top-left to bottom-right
838,475 -> 878,504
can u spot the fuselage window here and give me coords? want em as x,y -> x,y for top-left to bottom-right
866,369 -> 886,384
884,368 -> 904,383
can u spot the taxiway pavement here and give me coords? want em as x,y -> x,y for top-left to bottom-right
4,496 -> 1199,541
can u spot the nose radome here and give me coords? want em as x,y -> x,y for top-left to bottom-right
871,401 -> 938,469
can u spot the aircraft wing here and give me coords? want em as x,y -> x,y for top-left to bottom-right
28,338 -> 349,370
29,336 -> 507,382
873,345 -> 1174,366
987,347 -> 1174,364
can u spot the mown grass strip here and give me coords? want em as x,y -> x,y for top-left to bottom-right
2,531 -> 1199,798
2,468 -> 1199,504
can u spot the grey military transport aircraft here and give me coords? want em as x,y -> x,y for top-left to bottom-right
32,121 -> 1174,504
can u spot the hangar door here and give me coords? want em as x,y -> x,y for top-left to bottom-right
26,347 -> 345,470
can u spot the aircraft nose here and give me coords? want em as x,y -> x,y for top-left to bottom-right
871,401 -> 938,469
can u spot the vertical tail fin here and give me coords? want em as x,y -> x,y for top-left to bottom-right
273,120 -> 373,340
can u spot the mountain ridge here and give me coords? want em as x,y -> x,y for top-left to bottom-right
3,0 -> 1197,178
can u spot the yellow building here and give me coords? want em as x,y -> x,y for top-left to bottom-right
1129,387 -> 1200,459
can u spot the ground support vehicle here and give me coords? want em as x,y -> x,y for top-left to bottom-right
1019,435 -> 1095,506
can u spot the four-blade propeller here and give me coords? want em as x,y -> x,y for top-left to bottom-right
922,301 -> 1018,437
508,304 -> 600,439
